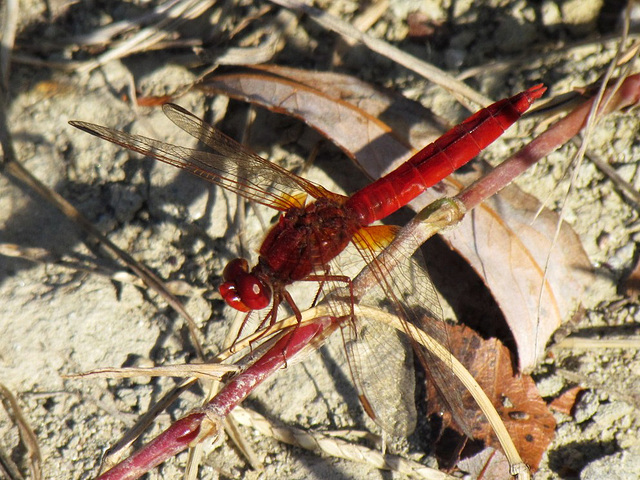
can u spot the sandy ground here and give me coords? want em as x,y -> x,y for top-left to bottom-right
1,0 -> 640,479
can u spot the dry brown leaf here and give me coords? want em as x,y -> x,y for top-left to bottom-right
134,94 -> 176,107
445,178 -> 593,371
197,64 -> 446,175
549,386 -> 585,416
427,325 -> 556,472
198,65 -> 593,371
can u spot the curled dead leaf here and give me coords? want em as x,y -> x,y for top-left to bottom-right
427,325 -> 556,472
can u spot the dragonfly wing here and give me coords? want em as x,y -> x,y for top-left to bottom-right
70,120 -> 297,210
320,238 -> 417,436
342,310 -> 417,436
348,228 -> 474,438
70,106 -> 347,211
162,104 -> 345,204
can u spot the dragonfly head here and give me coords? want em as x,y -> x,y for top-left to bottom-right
219,258 -> 271,312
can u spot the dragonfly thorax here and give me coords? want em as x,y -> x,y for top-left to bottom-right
219,258 -> 272,312
218,197 -> 360,314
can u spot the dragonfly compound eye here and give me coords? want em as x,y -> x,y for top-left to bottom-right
219,258 -> 271,311
222,258 -> 249,281
219,281 -> 251,312
237,275 -> 271,310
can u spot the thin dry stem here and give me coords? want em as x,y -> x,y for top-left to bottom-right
579,140 -> 640,210
0,0 -> 18,92
0,448 -> 24,480
222,414 -> 264,471
0,243 -> 208,296
65,364 -> 238,381
457,34 -> 640,82
76,0 -> 217,74
232,406 -> 454,480
534,12 -> 639,364
0,383 -> 42,480
554,337 -> 640,350
69,0 -> 183,45
267,0 -> 492,110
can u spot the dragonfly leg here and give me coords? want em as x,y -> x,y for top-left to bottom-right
229,311 -> 253,354
308,265 -> 332,308
305,273 -> 355,321
229,291 -> 284,354
277,289 -> 306,367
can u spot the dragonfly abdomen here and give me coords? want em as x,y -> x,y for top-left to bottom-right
345,84 -> 546,225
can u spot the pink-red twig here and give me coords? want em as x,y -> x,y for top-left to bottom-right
96,318 -> 331,480
97,413 -> 207,480
458,73 -> 640,210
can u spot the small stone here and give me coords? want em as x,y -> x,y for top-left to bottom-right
574,390 -> 599,423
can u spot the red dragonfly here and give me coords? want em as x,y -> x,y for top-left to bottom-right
70,84 -> 545,435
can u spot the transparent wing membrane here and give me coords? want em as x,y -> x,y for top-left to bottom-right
338,227 -> 474,438
70,104 -> 347,212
